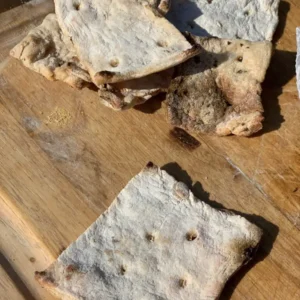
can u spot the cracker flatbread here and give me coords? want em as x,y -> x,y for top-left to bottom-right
297,28 -> 300,99
54,0 -> 199,85
98,68 -> 174,110
35,163 -> 262,300
167,0 -> 280,41
10,14 -> 91,89
167,36 -> 272,136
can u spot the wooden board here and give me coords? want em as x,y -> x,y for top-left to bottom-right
0,0 -> 300,299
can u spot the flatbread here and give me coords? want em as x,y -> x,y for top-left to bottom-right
10,14 -> 91,89
297,28 -> 300,99
167,36 -> 272,136
54,0 -> 200,85
35,163 -> 262,300
98,68 -> 174,110
167,0 -> 280,41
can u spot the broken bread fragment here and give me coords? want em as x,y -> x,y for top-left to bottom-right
167,36 -> 272,136
98,68 -> 174,110
168,0 -> 280,42
10,14 -> 91,89
35,163 -> 262,300
54,0 -> 200,85
297,28 -> 300,99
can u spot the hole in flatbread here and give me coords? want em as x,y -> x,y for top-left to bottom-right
244,11 -> 249,16
120,265 -> 127,275
241,123 -> 245,126
186,230 -> 198,241
146,233 -> 155,242
237,56 -> 243,62
110,59 -> 119,68
179,278 -> 187,288
240,43 -> 244,47
157,40 -> 168,47
74,2 -> 80,10
227,41 -> 232,45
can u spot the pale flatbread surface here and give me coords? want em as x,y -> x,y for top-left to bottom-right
167,0 -> 280,41
35,163 -> 262,300
54,0 -> 199,85
297,28 -> 300,99
167,36 -> 272,136
10,14 -> 91,89
98,68 -> 174,110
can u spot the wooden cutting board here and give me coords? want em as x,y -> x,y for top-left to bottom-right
0,1 -> 300,299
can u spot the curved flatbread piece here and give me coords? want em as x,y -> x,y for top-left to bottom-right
98,68 -> 174,110
167,0 -> 280,41
167,36 -> 272,136
54,0 -> 199,85
35,163 -> 262,300
297,28 -> 300,99
10,14 -> 91,89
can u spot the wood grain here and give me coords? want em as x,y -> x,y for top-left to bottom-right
0,264 -> 25,300
0,0 -> 300,299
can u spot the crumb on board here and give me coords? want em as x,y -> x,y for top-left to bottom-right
170,127 -> 200,150
46,107 -> 72,127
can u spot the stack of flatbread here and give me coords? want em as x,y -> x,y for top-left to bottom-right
11,0 -> 280,135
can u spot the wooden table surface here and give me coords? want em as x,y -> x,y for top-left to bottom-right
0,0 -> 300,299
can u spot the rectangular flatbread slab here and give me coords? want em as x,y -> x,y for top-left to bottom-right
54,0 -> 199,85
10,14 -> 91,89
297,28 -> 300,99
167,35 -> 272,136
35,163 -> 262,300
167,0 -> 280,41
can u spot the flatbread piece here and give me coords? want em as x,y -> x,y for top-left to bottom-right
10,14 -> 91,89
167,36 -> 272,136
98,68 -> 174,110
167,0 -> 280,41
54,0 -> 199,85
35,163 -> 262,300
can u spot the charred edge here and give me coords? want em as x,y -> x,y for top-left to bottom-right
158,0 -> 170,14
146,161 -> 156,169
95,71 -> 117,83
170,127 -> 200,150
144,3 -> 163,18
243,244 -> 259,265
35,271 -> 57,287
182,32 -> 198,46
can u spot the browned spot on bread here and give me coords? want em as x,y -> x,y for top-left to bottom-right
179,278 -> 187,288
29,257 -> 36,263
186,230 -> 198,241
66,265 -> 78,273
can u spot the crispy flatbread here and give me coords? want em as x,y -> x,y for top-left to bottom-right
35,163 -> 262,300
10,14 -> 91,89
297,28 -> 300,99
167,0 -> 280,41
167,36 -> 272,136
54,0 -> 199,85
98,68 -> 174,110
